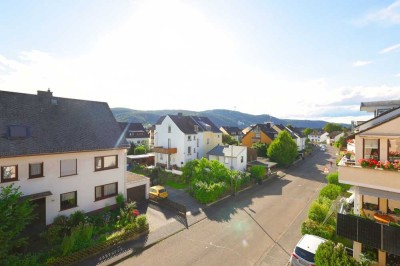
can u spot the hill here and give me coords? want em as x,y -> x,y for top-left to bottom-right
111,108 -> 329,129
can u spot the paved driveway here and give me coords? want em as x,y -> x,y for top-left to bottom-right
137,202 -> 182,232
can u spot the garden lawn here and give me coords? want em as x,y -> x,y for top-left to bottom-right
165,180 -> 189,190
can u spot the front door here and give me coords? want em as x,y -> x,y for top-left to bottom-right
28,197 -> 46,235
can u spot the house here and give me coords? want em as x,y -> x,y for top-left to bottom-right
336,102 -> 400,265
308,130 -> 323,142
360,99 -> 400,117
154,113 -> 222,169
241,122 -> 279,148
319,132 -> 330,143
274,124 -> 307,151
0,90 -> 149,231
207,145 -> 247,171
119,122 -> 149,146
326,131 -> 344,145
219,126 -> 243,142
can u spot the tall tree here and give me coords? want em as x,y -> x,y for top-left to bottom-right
251,142 -> 268,157
324,123 -> 343,133
222,134 -> 239,145
302,128 -> 313,136
267,131 -> 298,167
0,184 -> 35,264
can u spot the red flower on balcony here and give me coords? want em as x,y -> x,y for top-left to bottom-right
132,209 -> 140,217
358,158 -> 379,168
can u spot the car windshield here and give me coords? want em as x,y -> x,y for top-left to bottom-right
159,189 -> 166,193
294,246 -> 315,263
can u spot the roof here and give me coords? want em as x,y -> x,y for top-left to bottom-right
329,131 -> 343,139
360,100 -> 400,111
119,122 -> 148,139
247,160 -> 277,168
158,114 -> 220,134
247,123 -> 279,140
207,145 -> 246,157
220,126 -> 242,135
126,171 -> 149,183
0,90 -> 128,158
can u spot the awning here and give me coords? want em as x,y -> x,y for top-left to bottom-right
21,191 -> 52,201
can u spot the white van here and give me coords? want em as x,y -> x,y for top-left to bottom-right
290,234 -> 327,266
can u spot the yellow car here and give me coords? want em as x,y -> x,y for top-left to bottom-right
149,185 -> 168,199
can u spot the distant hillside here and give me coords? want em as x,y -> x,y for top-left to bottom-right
111,108 -> 330,129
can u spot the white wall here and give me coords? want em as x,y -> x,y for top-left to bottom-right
0,149 -> 126,225
208,147 -> 247,171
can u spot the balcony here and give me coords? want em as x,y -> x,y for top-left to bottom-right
153,146 -> 177,154
338,165 -> 400,193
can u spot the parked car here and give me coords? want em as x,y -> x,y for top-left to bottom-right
290,234 -> 327,266
149,185 -> 168,199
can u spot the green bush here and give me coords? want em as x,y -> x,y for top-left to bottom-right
115,194 -> 125,208
315,241 -> 359,266
61,223 -> 94,256
136,215 -> 148,231
249,165 -> 266,183
125,222 -> 138,232
134,146 -> 146,155
308,200 -> 329,223
319,184 -> 342,200
192,181 -> 227,204
42,224 -> 65,246
326,172 -> 351,192
301,219 -> 335,240
69,210 -> 85,227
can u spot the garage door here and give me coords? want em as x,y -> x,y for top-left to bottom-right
127,185 -> 146,203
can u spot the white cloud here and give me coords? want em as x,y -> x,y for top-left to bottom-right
352,61 -> 372,67
380,43 -> 400,54
363,0 -> 400,25
396,73 -> 400,77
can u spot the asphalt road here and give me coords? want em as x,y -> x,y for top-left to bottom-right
118,147 -> 336,266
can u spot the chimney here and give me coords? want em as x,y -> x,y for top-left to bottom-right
178,112 -> 183,117
37,89 -> 53,97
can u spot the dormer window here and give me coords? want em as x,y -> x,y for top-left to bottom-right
7,125 -> 30,139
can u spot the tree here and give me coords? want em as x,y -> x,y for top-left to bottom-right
222,134 -> 239,145
251,142 -> 268,157
324,123 -> 343,133
127,142 -> 136,155
249,165 -> 266,183
134,145 -> 146,155
315,241 -> 359,266
334,136 -> 347,149
302,128 -> 313,136
267,131 -> 298,167
0,184 -> 35,263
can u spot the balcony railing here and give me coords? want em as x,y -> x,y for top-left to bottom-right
338,165 -> 400,193
153,147 -> 177,154
337,213 -> 400,256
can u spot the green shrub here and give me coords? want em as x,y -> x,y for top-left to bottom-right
249,165 -> 266,183
192,181 -> 227,204
125,222 -> 138,232
315,241 -> 359,266
134,146 -> 146,155
69,210 -> 85,227
42,224 -> 65,246
115,193 -> 125,208
60,223 -> 94,256
301,219 -> 335,240
326,172 -> 351,192
308,201 -> 329,223
319,184 -> 342,200
136,215 -> 148,231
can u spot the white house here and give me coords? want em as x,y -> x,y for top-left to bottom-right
119,122 -> 149,146
0,90 -> 132,229
308,130 -> 322,142
207,145 -> 247,171
273,124 -> 307,151
154,113 -> 222,169
319,132 -> 330,143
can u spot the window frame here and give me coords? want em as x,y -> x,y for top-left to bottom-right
95,182 -> 118,201
188,146 -> 191,155
29,162 -> 44,179
363,139 -> 380,160
1,165 -> 18,183
94,155 -> 118,171
388,139 -> 400,162
60,159 -> 77,177
60,191 -> 77,211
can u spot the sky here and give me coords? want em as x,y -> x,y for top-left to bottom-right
1,0 -> 400,124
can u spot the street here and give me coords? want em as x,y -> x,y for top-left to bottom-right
117,147 -> 336,266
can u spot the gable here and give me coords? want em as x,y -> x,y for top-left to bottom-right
362,116 -> 400,136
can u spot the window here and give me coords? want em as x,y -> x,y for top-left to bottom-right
255,133 -> 260,138
188,146 -> 191,155
95,182 -> 118,200
160,153 -> 163,160
95,155 -> 118,171
194,148 -> 196,153
362,195 -> 379,211
29,163 -> 43,178
137,141 -> 140,144
60,159 -> 77,177
388,139 -> 400,161
194,125 -> 198,132
364,139 -> 379,160
225,157 -> 229,164
241,156 -> 244,163
60,191 -> 77,210
7,125 -> 30,139
168,125 -> 171,133
194,136 -> 196,140
1,165 -> 18,183
207,138 -> 210,145
188,135 -> 191,141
